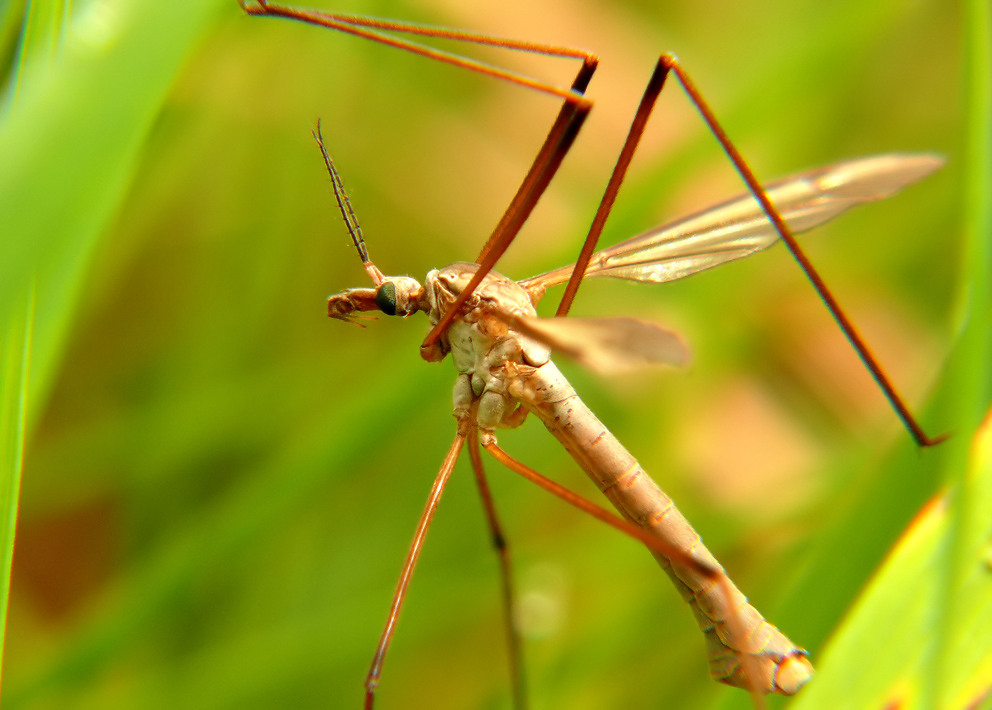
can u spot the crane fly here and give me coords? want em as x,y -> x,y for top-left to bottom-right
240,2 -> 944,707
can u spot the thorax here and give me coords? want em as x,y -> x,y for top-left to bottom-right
424,262 -> 548,376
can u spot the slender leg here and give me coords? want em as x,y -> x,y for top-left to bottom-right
483,442 -> 723,573
554,53 -> 940,448
554,58 -> 669,319
365,432 -> 466,710
666,59 -> 943,448
421,75 -> 593,359
467,430 -> 527,710
241,0 -> 594,95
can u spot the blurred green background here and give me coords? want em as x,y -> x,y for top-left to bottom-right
1,1 -> 981,709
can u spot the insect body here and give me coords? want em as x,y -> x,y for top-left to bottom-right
241,3 -> 944,706
322,152 -> 938,705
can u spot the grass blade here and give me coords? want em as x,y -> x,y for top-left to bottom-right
0,0 -> 228,694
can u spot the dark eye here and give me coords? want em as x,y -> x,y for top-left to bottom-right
375,282 -> 397,316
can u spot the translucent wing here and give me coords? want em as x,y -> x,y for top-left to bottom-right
498,312 -> 690,375
521,153 -> 943,289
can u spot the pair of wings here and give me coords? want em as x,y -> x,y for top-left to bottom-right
499,153 -> 942,374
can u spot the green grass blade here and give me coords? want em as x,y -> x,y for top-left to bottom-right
0,0 -> 228,409
0,292 -> 33,689
789,431 -> 992,709
0,0 -> 228,695
1,0 -> 63,692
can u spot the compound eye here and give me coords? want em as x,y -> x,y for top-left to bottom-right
375,282 -> 398,316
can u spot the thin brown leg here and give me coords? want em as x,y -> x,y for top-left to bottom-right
483,442 -> 724,594
666,58 -> 943,448
421,75 -> 594,359
474,64 -> 598,266
554,57 -> 671,319
554,53 -> 940,448
365,432 -> 466,710
242,0 -> 595,94
467,431 -> 527,710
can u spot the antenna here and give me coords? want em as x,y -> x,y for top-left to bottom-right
313,121 -> 384,285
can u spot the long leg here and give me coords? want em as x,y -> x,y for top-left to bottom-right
467,430 -> 527,710
241,0 -> 594,93
364,432 -> 465,710
555,54 -> 941,447
421,74 -> 593,359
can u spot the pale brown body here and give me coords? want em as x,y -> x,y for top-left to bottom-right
511,358 -> 810,692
